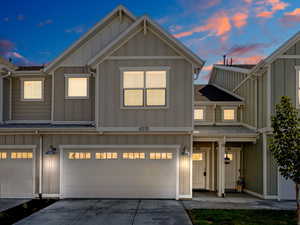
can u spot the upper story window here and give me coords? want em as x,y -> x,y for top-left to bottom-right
21,78 -> 44,101
65,74 -> 89,99
296,67 -> 300,108
194,108 -> 205,121
222,107 -> 237,121
121,68 -> 168,108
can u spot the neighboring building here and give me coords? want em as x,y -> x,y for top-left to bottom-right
204,31 -> 300,200
0,5 -> 298,200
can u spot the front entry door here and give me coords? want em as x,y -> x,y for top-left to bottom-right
192,152 -> 206,189
225,150 -> 240,190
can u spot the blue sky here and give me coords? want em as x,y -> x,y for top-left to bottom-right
1,0 -> 300,83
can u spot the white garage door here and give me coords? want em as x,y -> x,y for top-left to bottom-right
0,150 -> 34,198
61,147 -> 178,199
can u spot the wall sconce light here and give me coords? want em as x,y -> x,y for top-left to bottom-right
224,153 -> 230,164
181,146 -> 190,156
45,145 -> 57,155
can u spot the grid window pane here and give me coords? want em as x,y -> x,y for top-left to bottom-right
11,152 -> 32,159
192,153 -> 203,161
24,81 -> 42,99
223,109 -> 235,120
150,152 -> 173,160
68,78 -> 88,97
194,109 -> 204,120
146,89 -> 165,106
298,89 -> 300,104
0,152 -> 7,159
124,90 -> 143,106
123,71 -> 144,88
68,152 -> 91,159
146,71 -> 166,88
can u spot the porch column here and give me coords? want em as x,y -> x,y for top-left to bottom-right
218,138 -> 226,197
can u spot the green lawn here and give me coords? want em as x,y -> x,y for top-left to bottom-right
188,209 -> 296,225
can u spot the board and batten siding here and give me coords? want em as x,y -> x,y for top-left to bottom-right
98,58 -> 193,128
257,71 -> 268,128
11,76 -> 52,121
41,134 -> 191,196
234,77 -> 256,128
210,68 -> 247,91
53,67 -> 95,121
271,40 -> 300,113
3,78 -> 10,121
243,138 -> 263,195
59,14 -> 134,66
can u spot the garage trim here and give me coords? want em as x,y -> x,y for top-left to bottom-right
59,144 -> 180,199
0,145 -> 37,198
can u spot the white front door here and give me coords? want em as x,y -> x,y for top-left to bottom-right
192,152 -> 206,189
225,150 -> 240,190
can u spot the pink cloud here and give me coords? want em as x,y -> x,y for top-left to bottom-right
256,0 -> 289,18
232,55 -> 265,64
174,11 -> 231,41
227,43 -> 269,56
280,8 -> 300,25
202,65 -> 213,71
232,12 -> 248,28
0,39 -> 33,66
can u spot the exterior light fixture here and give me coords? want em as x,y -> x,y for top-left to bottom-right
45,145 -> 57,155
181,146 -> 190,156
224,153 -> 230,164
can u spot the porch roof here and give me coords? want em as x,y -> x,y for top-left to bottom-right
193,125 -> 258,142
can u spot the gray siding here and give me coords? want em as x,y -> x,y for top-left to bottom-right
60,14 -> 134,66
243,137 -> 263,194
3,78 -> 10,121
11,76 -> 52,120
266,135 -> 278,195
112,31 -> 179,56
271,43 -> 300,113
53,67 -> 95,121
98,59 -> 193,128
210,68 -> 247,91
257,71 -> 268,128
235,78 -> 256,127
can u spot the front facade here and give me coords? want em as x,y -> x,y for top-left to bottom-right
0,6 -> 298,200
0,6 -> 203,200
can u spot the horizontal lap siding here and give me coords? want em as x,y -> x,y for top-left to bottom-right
12,76 -> 52,120
98,59 -> 192,128
54,67 -> 95,121
41,134 -> 191,196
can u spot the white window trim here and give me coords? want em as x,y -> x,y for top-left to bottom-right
120,67 -> 170,109
221,106 -> 238,122
64,74 -> 90,99
194,106 -> 206,122
20,78 -> 45,102
296,66 -> 300,109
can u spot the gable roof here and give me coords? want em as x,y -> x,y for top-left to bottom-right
251,31 -> 300,74
194,84 -> 243,102
88,16 -> 205,68
44,5 -> 136,73
0,56 -> 17,71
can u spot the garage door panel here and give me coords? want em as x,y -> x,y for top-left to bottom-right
0,150 -> 34,198
61,148 -> 177,199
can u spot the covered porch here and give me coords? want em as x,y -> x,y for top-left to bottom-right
192,125 -> 258,198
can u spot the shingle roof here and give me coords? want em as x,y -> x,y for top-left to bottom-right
16,66 -> 44,71
194,125 -> 257,137
194,84 -> 242,102
0,123 -> 94,129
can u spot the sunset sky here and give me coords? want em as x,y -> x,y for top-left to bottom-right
1,0 -> 300,83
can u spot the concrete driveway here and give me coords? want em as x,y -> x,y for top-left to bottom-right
0,199 -> 30,212
15,199 -> 192,225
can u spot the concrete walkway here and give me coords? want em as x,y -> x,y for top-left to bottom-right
183,192 -> 296,210
0,199 -> 30,212
15,199 -> 192,225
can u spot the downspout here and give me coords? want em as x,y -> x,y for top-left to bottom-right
39,135 -> 43,199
